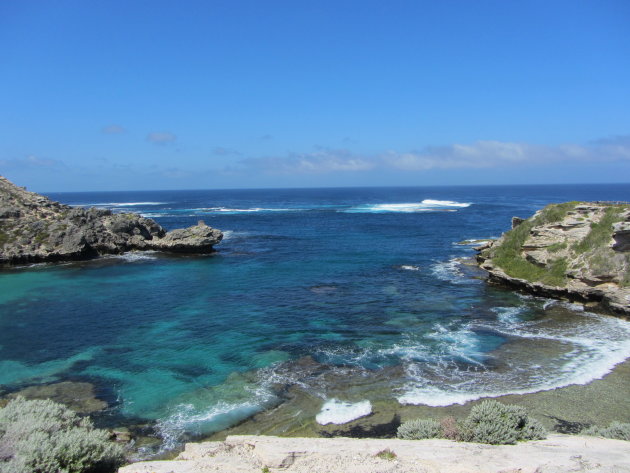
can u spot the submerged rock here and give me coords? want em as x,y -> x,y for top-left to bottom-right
0,176 -> 222,265
476,202 -> 630,316
5,381 -> 107,414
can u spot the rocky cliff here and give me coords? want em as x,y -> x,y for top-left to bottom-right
0,176 -> 223,265
476,202 -> 630,316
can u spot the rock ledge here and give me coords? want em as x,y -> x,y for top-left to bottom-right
118,434 -> 630,473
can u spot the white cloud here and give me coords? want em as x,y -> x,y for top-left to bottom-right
0,155 -> 65,170
102,125 -> 126,134
212,147 -> 240,156
146,131 -> 177,144
238,149 -> 375,174
232,136 -> 630,175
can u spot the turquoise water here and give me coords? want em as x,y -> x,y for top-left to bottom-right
1,184 -> 630,448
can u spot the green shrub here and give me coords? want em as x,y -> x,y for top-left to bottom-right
0,396 -> 124,473
581,422 -> 630,441
460,400 -> 546,445
397,418 -> 441,440
374,448 -> 397,461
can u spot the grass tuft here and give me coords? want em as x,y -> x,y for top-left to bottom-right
375,448 -> 397,461
572,206 -> 625,255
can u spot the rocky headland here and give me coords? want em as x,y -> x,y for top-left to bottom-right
476,202 -> 630,316
0,176 -> 223,265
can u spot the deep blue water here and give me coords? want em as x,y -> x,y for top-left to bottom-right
1,184 -> 630,447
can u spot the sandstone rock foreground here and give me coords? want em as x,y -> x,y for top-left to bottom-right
0,176 -> 222,265
119,434 -> 630,473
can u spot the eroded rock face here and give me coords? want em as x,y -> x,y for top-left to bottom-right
0,176 -> 222,265
477,202 -> 630,316
612,212 -> 630,252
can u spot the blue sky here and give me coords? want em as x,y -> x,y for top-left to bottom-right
1,1 -> 629,191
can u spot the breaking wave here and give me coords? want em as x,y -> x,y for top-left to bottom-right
343,199 -> 470,213
397,307 -> 630,406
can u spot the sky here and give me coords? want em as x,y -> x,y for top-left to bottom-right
1,0 -> 629,192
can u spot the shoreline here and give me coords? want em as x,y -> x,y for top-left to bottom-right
205,357 -> 630,441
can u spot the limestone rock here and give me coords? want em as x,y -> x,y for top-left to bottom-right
150,220 -> 222,253
0,175 -> 222,265
118,435 -> 630,473
476,202 -> 630,316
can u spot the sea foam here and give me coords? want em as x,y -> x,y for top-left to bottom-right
398,307 -> 630,407
84,202 -> 168,207
315,399 -> 372,425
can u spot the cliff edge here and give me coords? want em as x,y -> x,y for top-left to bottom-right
0,176 -> 222,265
476,202 -> 630,316
118,434 -> 630,473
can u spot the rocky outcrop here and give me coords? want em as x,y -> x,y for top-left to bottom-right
0,176 -> 222,265
477,202 -> 630,316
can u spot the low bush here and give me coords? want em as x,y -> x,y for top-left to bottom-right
396,418 -> 441,440
460,400 -> 546,445
439,416 -> 460,440
581,422 -> 630,441
0,396 -> 124,473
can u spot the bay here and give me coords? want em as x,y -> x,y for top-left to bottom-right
1,184 -> 629,450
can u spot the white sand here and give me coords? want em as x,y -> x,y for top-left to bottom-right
119,434 -> 630,473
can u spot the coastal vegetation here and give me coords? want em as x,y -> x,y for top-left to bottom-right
396,418 -> 442,440
397,400 -> 547,445
374,448 -> 397,461
478,201 -> 630,314
488,202 -> 579,286
0,397 -> 123,473
581,421 -> 630,441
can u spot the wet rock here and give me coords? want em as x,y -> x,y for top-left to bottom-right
110,427 -> 133,443
5,381 -> 107,414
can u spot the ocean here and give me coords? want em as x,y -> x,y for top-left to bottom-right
1,184 -> 630,451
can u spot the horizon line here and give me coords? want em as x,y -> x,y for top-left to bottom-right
41,181 -> 630,195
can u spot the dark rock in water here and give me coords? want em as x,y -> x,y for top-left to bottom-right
109,427 -> 133,443
0,176 -> 223,265
5,381 -> 107,414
